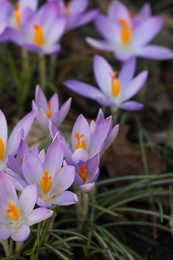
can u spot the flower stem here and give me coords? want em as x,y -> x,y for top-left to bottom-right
76,191 -> 89,229
111,107 -> 119,124
1,240 -> 10,256
39,53 -> 47,91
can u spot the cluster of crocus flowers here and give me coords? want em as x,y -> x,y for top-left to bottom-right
64,55 -> 148,111
86,1 -> 173,61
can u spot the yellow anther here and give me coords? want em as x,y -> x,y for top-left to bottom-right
46,101 -> 52,118
78,164 -> 87,183
110,71 -> 121,97
6,202 -> 20,221
118,18 -> 132,45
0,138 -> 4,160
14,3 -> 21,28
75,132 -> 87,150
33,24 -> 44,47
65,1 -> 71,15
40,169 -> 52,194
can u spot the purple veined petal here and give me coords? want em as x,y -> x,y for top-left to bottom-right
51,98 -> 71,127
121,71 -> 148,102
139,3 -> 151,19
18,184 -> 37,217
80,183 -> 95,192
16,139 -> 30,163
7,155 -> 20,176
0,224 -> 10,240
0,172 -> 18,204
132,17 -> 163,46
8,110 -> 36,144
7,128 -> 24,157
135,45 -> 173,60
114,49 -> 135,62
39,149 -> 45,164
72,9 -> 99,29
52,190 -> 78,206
19,0 -> 38,10
46,18 -> 66,45
96,109 -> 104,124
23,43 -> 42,53
0,20 -> 7,36
44,134 -> 64,176
108,0 -> 131,25
95,14 -> 120,44
49,93 -> 59,112
35,108 -> 49,132
27,208 -> 54,226
49,120 -> 58,139
86,153 -> 100,182
102,124 -> 119,153
35,85 -> 47,110
36,197 -> 52,208
0,110 -> 8,157
72,148 -> 89,163
5,169 -> 27,191
11,225 -> 30,242
58,132 -> 73,161
96,97 -> 115,106
51,165 -> 75,195
118,58 -> 136,89
64,80 -> 105,100
73,170 -> 84,187
119,101 -> 144,111
86,37 -> 114,52
22,153 -> 44,186
71,114 -> 91,152
93,54 -> 113,97
70,0 -> 88,14
43,44 -> 61,55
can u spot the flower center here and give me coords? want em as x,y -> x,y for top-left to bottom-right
78,164 -> 87,183
65,1 -> 71,15
118,18 -> 132,45
40,169 -> 52,194
14,3 -> 21,28
33,24 -> 44,47
46,101 -> 52,118
6,202 -> 20,221
110,71 -> 121,97
0,138 -> 5,160
75,132 -> 86,150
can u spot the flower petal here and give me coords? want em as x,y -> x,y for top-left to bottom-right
11,225 -> 30,242
52,191 -> 78,206
0,224 -> 10,240
35,85 -> 47,110
27,208 -> 53,226
135,45 -> 173,60
86,37 -> 114,51
119,101 -> 144,111
118,58 -> 136,89
0,110 -> 8,157
108,1 -> 131,24
18,185 -> 37,217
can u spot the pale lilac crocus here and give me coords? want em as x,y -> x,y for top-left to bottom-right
64,55 -> 148,111
22,134 -> 78,208
86,1 -> 173,61
73,152 -> 100,192
0,173 -> 53,242
0,110 -> 35,171
48,0 -> 98,31
32,85 -> 71,132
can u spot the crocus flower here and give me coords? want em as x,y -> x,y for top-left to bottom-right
0,110 -> 35,171
86,1 -> 173,61
48,0 -> 98,31
14,2 -> 66,54
0,173 -> 53,242
32,85 -> 71,132
73,152 -> 100,192
22,134 -> 78,207
64,55 -> 148,111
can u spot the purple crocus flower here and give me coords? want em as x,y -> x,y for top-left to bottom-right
22,134 -> 78,208
15,2 -> 66,54
32,85 -> 71,132
48,0 -> 98,31
0,110 -> 35,171
86,1 -> 173,61
0,173 -> 53,242
73,152 -> 100,192
64,55 -> 148,111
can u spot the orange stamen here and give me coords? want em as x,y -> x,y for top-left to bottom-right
75,132 -> 86,150
40,169 -> 52,194
46,101 -> 52,118
65,2 -> 71,15
0,138 -> 5,160
110,71 -> 121,97
33,24 -> 44,46
118,18 -> 132,45
14,3 -> 21,28
6,202 -> 20,221
78,164 -> 87,183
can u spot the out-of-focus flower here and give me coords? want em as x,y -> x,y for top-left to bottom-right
64,55 -> 148,111
12,2 -> 66,54
32,85 -> 71,132
22,134 -> 78,207
73,152 -> 100,192
0,110 -> 35,171
48,0 -> 98,31
0,173 -> 53,242
86,1 -> 173,61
